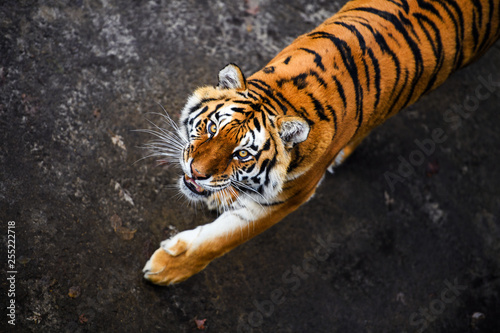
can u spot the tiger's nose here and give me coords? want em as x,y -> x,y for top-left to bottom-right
191,165 -> 210,180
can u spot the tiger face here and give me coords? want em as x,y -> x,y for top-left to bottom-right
176,64 -> 310,209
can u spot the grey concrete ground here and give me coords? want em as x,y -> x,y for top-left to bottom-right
1,0 -> 500,332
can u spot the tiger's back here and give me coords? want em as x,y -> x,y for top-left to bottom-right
143,0 -> 500,285
249,0 -> 500,188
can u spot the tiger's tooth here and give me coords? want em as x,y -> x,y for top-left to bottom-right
195,183 -> 204,193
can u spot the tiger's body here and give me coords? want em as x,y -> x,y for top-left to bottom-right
143,0 -> 500,285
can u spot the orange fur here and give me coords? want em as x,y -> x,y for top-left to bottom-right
144,0 -> 500,285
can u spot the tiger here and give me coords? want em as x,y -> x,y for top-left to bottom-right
142,0 -> 500,285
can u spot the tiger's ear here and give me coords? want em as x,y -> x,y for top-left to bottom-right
218,63 -> 247,91
277,116 -> 310,149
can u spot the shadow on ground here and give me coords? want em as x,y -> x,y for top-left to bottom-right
1,0 -> 500,332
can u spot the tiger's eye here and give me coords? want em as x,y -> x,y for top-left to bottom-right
208,123 -> 217,135
238,150 -> 249,159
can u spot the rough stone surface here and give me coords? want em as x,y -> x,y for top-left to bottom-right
1,0 -> 499,332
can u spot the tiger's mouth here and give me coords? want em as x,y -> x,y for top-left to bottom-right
183,174 -> 211,197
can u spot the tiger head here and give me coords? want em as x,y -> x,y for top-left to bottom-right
173,64 -> 310,209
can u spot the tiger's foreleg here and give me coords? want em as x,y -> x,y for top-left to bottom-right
143,204 -> 276,285
142,185 -> 316,285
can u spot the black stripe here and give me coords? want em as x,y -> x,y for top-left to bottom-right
253,117 -> 261,132
344,15 -> 370,25
333,21 -> 371,92
188,102 -> 202,114
194,119 -> 204,130
292,73 -> 308,89
308,31 -> 363,127
398,10 -> 421,42
263,66 -> 275,74
441,0 -> 465,69
352,7 -> 424,110
260,103 -> 276,117
231,107 -> 246,113
332,75 -> 347,112
471,8 -> 480,51
249,90 -> 269,105
471,0 -> 483,30
261,111 -> 268,127
287,153 -> 305,174
247,91 -> 260,101
261,200 -> 285,207
308,70 -> 327,88
417,0 -> 443,20
387,0 -> 411,14
275,91 -> 300,114
207,104 -> 225,123
248,80 -> 288,114
256,185 -> 264,194
249,103 -> 262,112
387,0 -> 405,10
362,57 -> 370,92
413,12 -> 445,93
277,71 -> 327,90
264,156 -> 277,187
284,56 -> 292,65
326,105 -> 338,138
297,107 -> 315,126
200,97 -> 221,104
307,92 -> 330,122
250,79 -> 300,118
355,20 -> 402,115
277,74 -> 306,89
248,90 -> 265,102
432,1 -> 461,70
400,0 -> 410,13
477,0 -> 494,55
245,164 -> 255,174
212,103 -> 224,113
191,105 -> 210,120
333,21 -> 367,53
366,48 -> 381,110
262,138 -> 271,151
299,48 -> 326,72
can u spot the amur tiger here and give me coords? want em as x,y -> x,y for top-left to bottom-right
142,0 -> 500,285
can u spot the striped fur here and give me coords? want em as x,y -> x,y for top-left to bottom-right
143,0 -> 500,285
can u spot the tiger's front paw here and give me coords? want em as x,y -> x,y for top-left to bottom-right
142,234 -> 209,285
